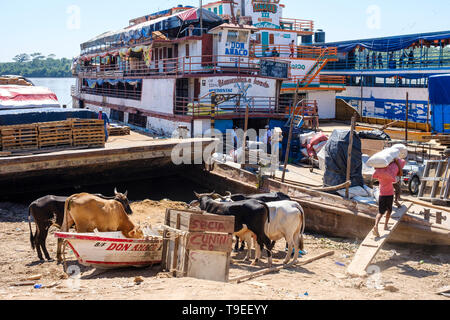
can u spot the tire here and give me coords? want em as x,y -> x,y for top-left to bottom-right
409,176 -> 421,195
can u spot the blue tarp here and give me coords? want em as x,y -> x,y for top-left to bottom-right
429,74 -> 450,105
429,74 -> 450,133
0,108 -> 106,126
86,79 -> 142,87
320,31 -> 450,53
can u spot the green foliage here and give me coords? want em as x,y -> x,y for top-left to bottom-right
0,54 -> 72,78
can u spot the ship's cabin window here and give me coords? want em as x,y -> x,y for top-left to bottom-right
227,31 -> 238,43
238,31 -> 249,43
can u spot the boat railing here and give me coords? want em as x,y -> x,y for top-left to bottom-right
279,18 -> 315,33
80,86 -> 142,101
75,55 -> 265,79
174,95 -> 290,118
282,74 -> 346,88
251,44 -> 337,60
323,49 -> 450,71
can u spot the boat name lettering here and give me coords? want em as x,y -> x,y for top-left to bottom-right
105,242 -> 159,252
217,78 -> 269,88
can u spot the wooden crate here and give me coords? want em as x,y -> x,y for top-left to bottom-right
38,121 -> 73,149
162,209 -> 235,283
0,124 -> 39,151
71,119 -> 105,147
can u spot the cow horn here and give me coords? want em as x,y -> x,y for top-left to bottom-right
124,190 -> 128,197
194,191 -> 201,199
225,191 -> 232,197
114,188 -> 119,195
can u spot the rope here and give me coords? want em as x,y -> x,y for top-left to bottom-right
62,240 -> 68,273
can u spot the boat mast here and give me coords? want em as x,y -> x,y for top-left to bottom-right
200,0 -> 203,36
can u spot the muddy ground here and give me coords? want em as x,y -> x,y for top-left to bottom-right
0,200 -> 448,300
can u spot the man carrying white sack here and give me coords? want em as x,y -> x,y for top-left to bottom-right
367,144 -> 408,237
372,158 -> 406,237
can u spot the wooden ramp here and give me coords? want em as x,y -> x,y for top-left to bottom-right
346,204 -> 411,277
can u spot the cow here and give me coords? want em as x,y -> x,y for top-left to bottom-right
212,192 -> 292,252
263,200 -> 305,265
28,196 -> 67,262
191,192 -> 275,267
29,189 -> 133,262
56,191 -> 141,263
229,200 -> 306,266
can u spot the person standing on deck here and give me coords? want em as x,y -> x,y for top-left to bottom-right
289,40 -> 296,58
262,125 -> 272,155
231,126 -> 240,162
372,158 -> 406,237
378,52 -> 384,69
98,107 -> 110,142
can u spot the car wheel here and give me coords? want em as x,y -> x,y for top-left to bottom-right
409,176 -> 421,195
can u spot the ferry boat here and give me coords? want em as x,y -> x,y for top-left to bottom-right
316,31 -> 450,133
71,1 -> 345,137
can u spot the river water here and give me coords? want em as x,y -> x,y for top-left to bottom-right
28,77 -> 76,108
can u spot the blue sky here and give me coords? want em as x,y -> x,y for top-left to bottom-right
0,0 -> 449,62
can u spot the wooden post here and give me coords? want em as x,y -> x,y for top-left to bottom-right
282,113 -> 295,183
345,114 -> 357,199
210,92 -> 216,130
405,92 -> 409,142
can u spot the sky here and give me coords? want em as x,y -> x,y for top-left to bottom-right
0,0 -> 449,62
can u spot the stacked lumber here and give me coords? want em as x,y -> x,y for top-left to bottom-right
38,121 -> 72,149
0,124 -> 39,151
108,125 -> 131,136
422,134 -> 450,146
71,119 -> 105,147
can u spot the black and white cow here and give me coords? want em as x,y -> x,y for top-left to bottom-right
192,192 -> 275,267
213,192 -> 292,252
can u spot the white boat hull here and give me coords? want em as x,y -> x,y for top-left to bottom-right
55,232 -> 163,269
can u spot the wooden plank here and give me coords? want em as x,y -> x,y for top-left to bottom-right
418,161 -> 432,198
229,251 -> 335,284
431,161 -> 444,198
346,204 -> 411,277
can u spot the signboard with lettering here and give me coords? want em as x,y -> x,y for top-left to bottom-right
200,76 -> 276,106
289,59 -> 316,77
259,59 -> 290,79
246,0 -> 282,29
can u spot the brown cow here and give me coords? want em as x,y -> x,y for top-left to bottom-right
56,192 -> 143,263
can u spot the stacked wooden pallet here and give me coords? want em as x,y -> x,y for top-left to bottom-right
108,125 -> 131,136
38,121 -> 73,149
0,124 -> 39,151
71,119 -> 105,147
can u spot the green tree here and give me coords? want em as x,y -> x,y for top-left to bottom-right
12,53 -> 30,63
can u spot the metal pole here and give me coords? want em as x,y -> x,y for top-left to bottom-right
200,0 -> 203,36
241,103 -> 250,168
345,114 -> 357,199
281,114 -> 295,183
405,92 -> 409,142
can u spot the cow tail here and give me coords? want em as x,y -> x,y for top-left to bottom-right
262,202 -> 270,224
63,195 -> 74,232
28,206 -> 35,250
296,203 -> 306,251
